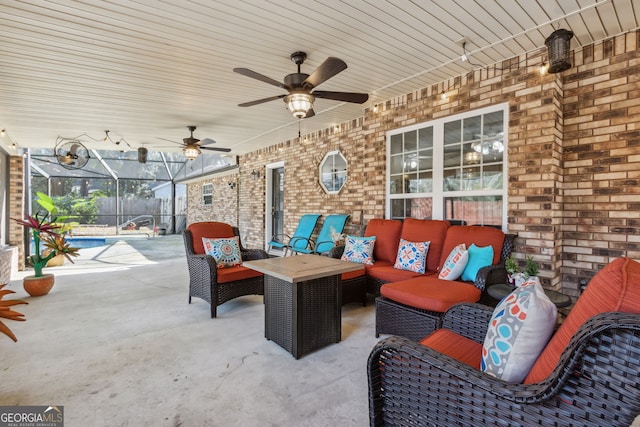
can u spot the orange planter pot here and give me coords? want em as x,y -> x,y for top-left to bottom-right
23,274 -> 55,296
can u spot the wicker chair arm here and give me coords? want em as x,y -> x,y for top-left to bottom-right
474,264 -> 508,290
440,302 -> 493,343
326,244 -> 345,259
185,253 -> 218,282
369,312 -> 640,426
241,248 -> 269,261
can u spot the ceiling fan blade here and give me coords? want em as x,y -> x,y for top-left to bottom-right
313,90 -> 369,104
303,57 -> 347,89
234,68 -> 286,89
238,94 -> 286,107
201,146 -> 232,153
304,108 -> 315,118
156,137 -> 182,145
199,137 -> 217,146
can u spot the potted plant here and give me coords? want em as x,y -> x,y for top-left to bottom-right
0,284 -> 27,341
33,192 -> 77,267
509,256 -> 540,287
12,202 -> 80,296
505,256 -> 519,286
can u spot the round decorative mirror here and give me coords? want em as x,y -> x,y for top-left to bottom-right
319,150 -> 347,194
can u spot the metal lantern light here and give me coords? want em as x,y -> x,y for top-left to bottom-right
545,29 -> 574,73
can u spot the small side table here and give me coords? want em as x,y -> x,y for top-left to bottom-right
487,283 -> 572,308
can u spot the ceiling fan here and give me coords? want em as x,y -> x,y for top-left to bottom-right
234,51 -> 369,119
157,126 -> 230,160
55,139 -> 90,170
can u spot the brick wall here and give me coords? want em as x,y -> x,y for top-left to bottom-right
8,156 -> 26,270
187,30 -> 639,295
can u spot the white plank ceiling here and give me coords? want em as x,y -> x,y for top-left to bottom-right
0,0 -> 638,156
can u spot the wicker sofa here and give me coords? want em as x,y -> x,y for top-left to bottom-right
332,218 -> 515,338
368,257 -> 640,426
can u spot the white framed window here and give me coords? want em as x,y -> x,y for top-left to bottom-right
202,183 -> 213,206
386,103 -> 508,229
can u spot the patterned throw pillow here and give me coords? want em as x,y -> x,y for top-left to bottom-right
461,243 -> 494,282
393,239 -> 430,274
202,237 -> 242,268
438,243 -> 469,280
481,277 -> 557,383
341,236 -> 376,265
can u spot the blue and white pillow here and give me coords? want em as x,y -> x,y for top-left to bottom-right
202,236 -> 242,268
341,236 -> 376,265
394,239 -> 430,274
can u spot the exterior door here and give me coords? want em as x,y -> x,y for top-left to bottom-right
271,167 -> 284,241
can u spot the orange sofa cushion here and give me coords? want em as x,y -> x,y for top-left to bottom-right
438,226 -> 505,268
367,265 -> 428,283
364,219 -> 403,265
380,276 -> 481,313
525,257 -> 640,383
216,265 -> 263,283
400,219 -> 450,272
341,268 -> 366,281
188,222 -> 235,255
420,329 -> 482,369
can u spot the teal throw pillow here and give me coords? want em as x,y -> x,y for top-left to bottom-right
461,243 -> 494,282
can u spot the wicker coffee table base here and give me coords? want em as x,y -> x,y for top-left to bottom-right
264,274 -> 341,359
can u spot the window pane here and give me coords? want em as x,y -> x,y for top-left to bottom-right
390,154 -> 403,174
419,127 -> 433,149
390,134 -> 403,155
417,171 -> 433,192
404,130 -> 417,152
462,167 -> 481,190
403,154 -> 418,172
391,199 -> 406,219
444,196 -> 502,227
463,116 -> 481,141
418,149 -> 433,170
482,164 -> 503,189
444,120 -> 461,144
389,175 -> 402,194
408,197 -> 433,219
405,173 -> 418,193
443,169 -> 460,192
443,144 -> 461,168
484,111 -> 504,136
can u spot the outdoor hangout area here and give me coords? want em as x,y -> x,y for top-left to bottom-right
1,2 -> 640,426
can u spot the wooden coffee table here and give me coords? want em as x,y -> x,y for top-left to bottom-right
243,254 -> 364,359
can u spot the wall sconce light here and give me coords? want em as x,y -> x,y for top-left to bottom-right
545,29 -> 574,73
228,182 -> 236,189
137,147 -> 148,164
250,170 -> 261,180
539,62 -> 548,75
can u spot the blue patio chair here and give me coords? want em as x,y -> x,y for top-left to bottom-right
268,214 -> 321,256
290,214 -> 350,255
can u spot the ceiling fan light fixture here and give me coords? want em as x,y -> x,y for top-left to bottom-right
183,145 -> 201,160
285,93 -> 314,118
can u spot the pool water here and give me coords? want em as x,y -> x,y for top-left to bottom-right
31,237 -> 108,251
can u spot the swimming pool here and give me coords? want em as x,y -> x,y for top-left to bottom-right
31,237 -> 108,250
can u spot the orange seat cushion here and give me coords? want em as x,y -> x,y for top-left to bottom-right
364,219 -> 403,265
216,265 -> 263,283
341,268 -> 365,281
438,226 -> 505,268
367,265 -> 427,283
420,329 -> 483,369
188,222 -> 235,254
380,276 -> 481,312
525,257 -> 640,383
400,219 -> 450,272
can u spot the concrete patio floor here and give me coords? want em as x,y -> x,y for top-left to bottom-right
1,234 -> 378,426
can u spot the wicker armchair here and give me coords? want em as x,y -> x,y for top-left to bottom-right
183,222 -> 267,318
368,257 -> 640,426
